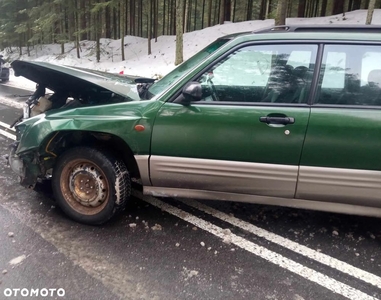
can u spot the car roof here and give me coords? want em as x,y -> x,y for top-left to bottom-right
219,25 -> 381,43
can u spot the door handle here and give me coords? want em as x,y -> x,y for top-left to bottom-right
259,116 -> 295,125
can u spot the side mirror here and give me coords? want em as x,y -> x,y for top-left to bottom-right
180,81 -> 202,105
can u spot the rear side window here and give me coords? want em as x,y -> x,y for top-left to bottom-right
316,44 -> 381,106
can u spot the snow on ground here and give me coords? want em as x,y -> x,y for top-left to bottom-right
1,9 -> 380,91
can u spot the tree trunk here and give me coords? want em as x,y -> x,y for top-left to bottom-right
361,0 -> 370,9
219,0 -> 225,24
121,0 -> 125,61
287,0 -> 292,17
233,0 -> 237,21
320,0 -> 328,16
366,0 -> 376,24
313,0 -> 319,17
96,11 -> 101,62
347,0 -> 353,11
223,0 -> 231,22
125,0 -> 129,36
202,0 -> 205,27
79,0 -> 86,40
214,0 -> 219,24
60,4 -> 65,55
175,0 -> 184,65
172,0 -> 176,35
352,0 -> 361,9
247,0 -> 253,20
130,0 -> 135,36
194,0 -> 198,30
139,1 -> 143,37
188,0 -> 192,32
74,1 -> 80,58
297,0 -> 306,17
184,0 -> 189,32
265,0 -> 270,18
207,0 -> 212,27
148,0 -> 152,54
275,0 -> 287,25
154,0 -> 158,42
105,3 -> 111,38
163,0 -> 166,35
332,0 -> 345,15
259,0 -> 266,19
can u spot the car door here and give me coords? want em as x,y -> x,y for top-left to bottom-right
297,43 -> 381,206
150,43 -> 318,198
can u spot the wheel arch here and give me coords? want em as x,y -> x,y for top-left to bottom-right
41,130 -> 142,181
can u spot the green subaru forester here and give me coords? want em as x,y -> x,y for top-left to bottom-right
8,25 -> 381,224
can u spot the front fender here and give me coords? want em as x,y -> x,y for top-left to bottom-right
16,100 -> 163,156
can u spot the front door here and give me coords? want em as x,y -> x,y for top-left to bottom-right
150,43 -> 318,198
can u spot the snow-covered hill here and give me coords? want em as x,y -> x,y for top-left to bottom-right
1,9 -> 380,90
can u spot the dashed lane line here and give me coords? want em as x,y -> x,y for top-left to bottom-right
0,120 -> 16,140
0,128 -> 15,140
0,96 -> 24,109
0,120 -> 15,131
180,199 -> 381,290
134,191 -> 378,300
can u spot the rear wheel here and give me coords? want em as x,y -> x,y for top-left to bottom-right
52,147 -> 130,225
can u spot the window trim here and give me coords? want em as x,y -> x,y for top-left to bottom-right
168,40 -> 381,108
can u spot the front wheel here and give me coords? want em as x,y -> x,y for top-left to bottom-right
52,147 -> 130,225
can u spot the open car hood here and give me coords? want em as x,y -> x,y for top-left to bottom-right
11,60 -> 155,101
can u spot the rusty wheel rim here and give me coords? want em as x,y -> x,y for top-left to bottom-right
60,159 -> 110,215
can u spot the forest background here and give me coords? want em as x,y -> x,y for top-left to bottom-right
0,0 -> 380,65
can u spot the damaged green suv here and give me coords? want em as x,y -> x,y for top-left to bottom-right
9,25 -> 381,224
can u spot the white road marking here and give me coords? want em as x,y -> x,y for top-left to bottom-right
180,199 -> 381,290
0,128 -> 16,140
135,191 -> 378,300
0,96 -> 24,109
0,202 -> 158,300
0,121 -> 15,131
9,254 -> 26,266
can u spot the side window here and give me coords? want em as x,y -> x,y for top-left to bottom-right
316,45 -> 381,106
196,44 -> 317,103
321,52 -> 346,89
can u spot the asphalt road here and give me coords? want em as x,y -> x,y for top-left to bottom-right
0,84 -> 380,300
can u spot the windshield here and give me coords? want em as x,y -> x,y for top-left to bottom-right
147,39 -> 229,97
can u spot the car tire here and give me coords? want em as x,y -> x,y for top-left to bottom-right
52,146 -> 130,225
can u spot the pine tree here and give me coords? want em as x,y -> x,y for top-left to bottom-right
175,0 -> 184,65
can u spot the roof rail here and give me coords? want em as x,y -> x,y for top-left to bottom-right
254,24 -> 381,34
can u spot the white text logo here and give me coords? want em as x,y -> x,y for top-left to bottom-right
4,288 -> 65,297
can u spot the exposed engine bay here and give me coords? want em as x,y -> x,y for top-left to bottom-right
10,60 -> 155,126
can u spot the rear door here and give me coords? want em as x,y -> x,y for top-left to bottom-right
150,43 -> 318,198
297,43 -> 381,206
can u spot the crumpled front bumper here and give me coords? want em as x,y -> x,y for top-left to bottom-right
8,142 -> 43,188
